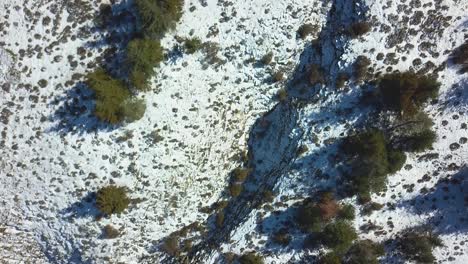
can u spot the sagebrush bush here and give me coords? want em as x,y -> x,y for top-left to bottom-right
347,21 -> 371,38
231,167 -> 252,182
86,69 -> 130,124
378,72 -> 440,117
344,239 -> 384,264
321,221 -> 357,253
297,23 -> 318,39
309,64 -> 325,85
96,185 -> 130,215
184,37 -> 202,54
120,98 -> 146,122
399,231 -> 442,263
450,41 -> 468,73
354,56 -> 371,82
229,183 -> 243,197
239,252 -> 264,264
103,224 -> 120,239
135,0 -> 184,38
127,39 -> 164,91
162,235 -> 180,256
261,51 -> 273,65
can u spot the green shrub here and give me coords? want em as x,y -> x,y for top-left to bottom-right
320,251 -> 341,264
362,202 -> 384,216
239,252 -> 264,264
342,130 -> 390,196
162,235 -> 180,256
399,231 -> 442,263
296,200 -> 323,232
399,129 -> 436,152
344,239 -> 384,264
229,183 -> 243,197
216,211 -> 225,227
120,98 -> 146,122
378,72 -> 440,117
135,0 -> 184,38
96,185 -> 130,215
296,194 -> 339,233
338,204 -> 355,221
103,224 -> 120,239
184,37 -> 202,54
261,52 -> 274,65
309,64 -> 325,85
321,221 -> 357,253
277,88 -> 288,102
86,69 -> 130,124
387,149 -> 406,173
231,167 -> 252,182
347,22 -> 371,38
127,39 -> 164,91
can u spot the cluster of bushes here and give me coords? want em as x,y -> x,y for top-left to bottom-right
96,185 -> 130,215
320,239 -> 384,264
378,72 -> 440,117
341,130 -> 406,201
397,230 -> 442,263
295,193 -> 358,256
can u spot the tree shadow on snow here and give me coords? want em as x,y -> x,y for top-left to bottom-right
60,191 -> 100,220
396,166 -> 468,235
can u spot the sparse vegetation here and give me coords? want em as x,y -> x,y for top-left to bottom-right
309,64 -> 325,85
96,185 -> 130,215
277,88 -> 288,102
127,38 -> 164,91
229,183 -> 243,197
86,69 -> 131,124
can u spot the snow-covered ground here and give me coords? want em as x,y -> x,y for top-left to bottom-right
0,0 -> 467,263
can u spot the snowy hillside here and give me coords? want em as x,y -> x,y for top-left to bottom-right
0,0 -> 467,263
